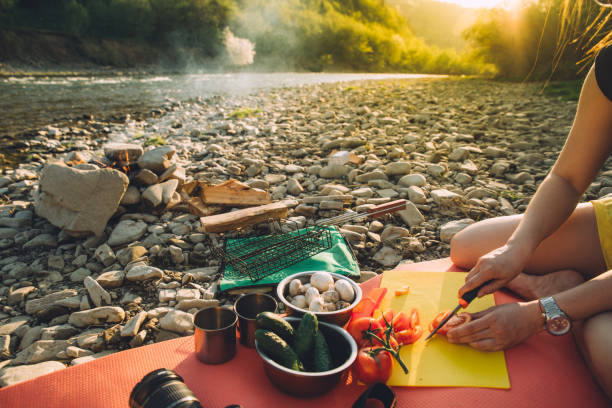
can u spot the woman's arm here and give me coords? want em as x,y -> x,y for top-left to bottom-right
459,65 -> 612,298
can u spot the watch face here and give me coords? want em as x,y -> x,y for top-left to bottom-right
547,315 -> 571,335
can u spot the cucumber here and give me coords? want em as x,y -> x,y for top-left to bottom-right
313,330 -> 333,372
292,312 -> 318,360
256,311 -> 294,343
255,329 -> 303,371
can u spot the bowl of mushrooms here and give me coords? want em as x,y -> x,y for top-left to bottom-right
277,271 -> 362,326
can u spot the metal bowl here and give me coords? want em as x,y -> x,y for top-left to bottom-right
255,316 -> 357,397
277,271 -> 363,326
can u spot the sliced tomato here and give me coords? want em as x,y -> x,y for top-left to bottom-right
408,308 -> 420,329
394,326 -> 424,345
390,311 -> 410,332
348,316 -> 383,346
394,286 -> 410,297
428,310 -> 472,336
354,347 -> 393,384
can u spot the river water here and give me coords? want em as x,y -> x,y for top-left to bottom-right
0,72 -> 439,136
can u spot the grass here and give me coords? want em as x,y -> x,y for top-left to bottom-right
229,108 -> 261,120
143,135 -> 166,147
500,190 -> 524,200
543,80 -> 583,101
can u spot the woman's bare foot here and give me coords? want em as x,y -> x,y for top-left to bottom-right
506,269 -> 584,300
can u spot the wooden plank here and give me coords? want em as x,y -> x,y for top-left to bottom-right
201,179 -> 271,207
199,199 -> 299,233
186,196 -> 224,217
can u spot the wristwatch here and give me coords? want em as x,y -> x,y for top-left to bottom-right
539,296 -> 571,336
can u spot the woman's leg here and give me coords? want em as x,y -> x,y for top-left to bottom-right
450,202 -> 607,279
576,312 -> 612,400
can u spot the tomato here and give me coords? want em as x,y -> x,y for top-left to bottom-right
354,347 -> 393,384
348,317 -> 383,345
408,308 -> 420,329
390,311 -> 410,332
377,309 -> 397,328
428,311 -> 472,336
394,285 -> 410,297
394,326 -> 424,345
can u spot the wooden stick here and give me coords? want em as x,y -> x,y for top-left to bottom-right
199,199 -> 299,233
201,179 -> 271,207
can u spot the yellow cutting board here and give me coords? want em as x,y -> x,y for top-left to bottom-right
377,270 -> 510,388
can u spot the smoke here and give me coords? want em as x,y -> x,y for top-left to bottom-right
223,28 -> 255,67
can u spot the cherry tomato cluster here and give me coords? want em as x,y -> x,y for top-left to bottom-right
348,308 -> 423,384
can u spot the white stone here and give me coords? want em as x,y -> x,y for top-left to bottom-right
440,219 -> 475,243
107,220 -> 147,246
83,276 -> 111,307
431,189 -> 462,207
175,289 -> 200,302
137,146 -> 176,173
398,174 -> 426,187
68,307 -> 125,328
121,312 -> 147,337
398,201 -> 425,227
158,289 -> 176,303
319,164 -> 349,179
25,289 -> 77,316
384,162 -> 411,176
373,246 -> 402,267
0,361 -> 65,387
96,270 -> 125,288
159,310 -> 194,334
176,299 -> 219,311
13,340 -> 68,364
126,265 -> 163,281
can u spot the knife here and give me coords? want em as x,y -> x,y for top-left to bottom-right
425,280 -> 492,341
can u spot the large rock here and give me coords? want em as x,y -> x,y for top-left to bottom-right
35,163 -> 128,236
126,265 -> 163,281
0,361 -> 65,387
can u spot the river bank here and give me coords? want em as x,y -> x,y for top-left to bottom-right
0,76 -> 608,387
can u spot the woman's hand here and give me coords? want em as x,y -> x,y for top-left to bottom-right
458,244 -> 530,298
446,301 -> 543,351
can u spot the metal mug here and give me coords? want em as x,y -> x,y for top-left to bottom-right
234,293 -> 278,348
193,306 -> 238,364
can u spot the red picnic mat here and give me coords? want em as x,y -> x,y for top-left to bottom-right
0,258 -> 608,407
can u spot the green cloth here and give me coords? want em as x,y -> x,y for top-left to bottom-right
219,226 -> 360,292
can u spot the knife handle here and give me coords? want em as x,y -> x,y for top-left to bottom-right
459,280 -> 493,308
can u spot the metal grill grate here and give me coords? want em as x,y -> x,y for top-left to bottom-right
213,225 -> 333,282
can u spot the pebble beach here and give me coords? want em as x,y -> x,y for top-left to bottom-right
1,76 -> 608,387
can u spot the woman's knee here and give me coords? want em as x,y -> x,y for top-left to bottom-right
449,215 -> 521,269
581,312 -> 612,399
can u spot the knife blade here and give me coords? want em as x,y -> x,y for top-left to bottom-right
425,280 -> 492,341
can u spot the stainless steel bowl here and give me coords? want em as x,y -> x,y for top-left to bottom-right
277,271 -> 363,326
255,316 -> 358,397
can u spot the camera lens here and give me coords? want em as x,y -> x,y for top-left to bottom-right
129,368 -> 203,408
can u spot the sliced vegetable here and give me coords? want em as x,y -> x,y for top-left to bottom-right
395,326 -> 423,345
394,285 -> 410,297
428,310 -> 472,336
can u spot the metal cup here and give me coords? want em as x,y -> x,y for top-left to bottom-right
234,293 -> 278,348
193,306 -> 238,364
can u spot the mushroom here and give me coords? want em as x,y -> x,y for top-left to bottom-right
322,290 -> 340,303
305,286 -> 320,306
310,271 -> 334,292
300,283 -> 312,295
324,302 -> 337,311
335,279 -> 355,302
290,295 -> 307,309
336,300 -> 351,310
309,297 -> 325,312
289,279 -> 303,297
